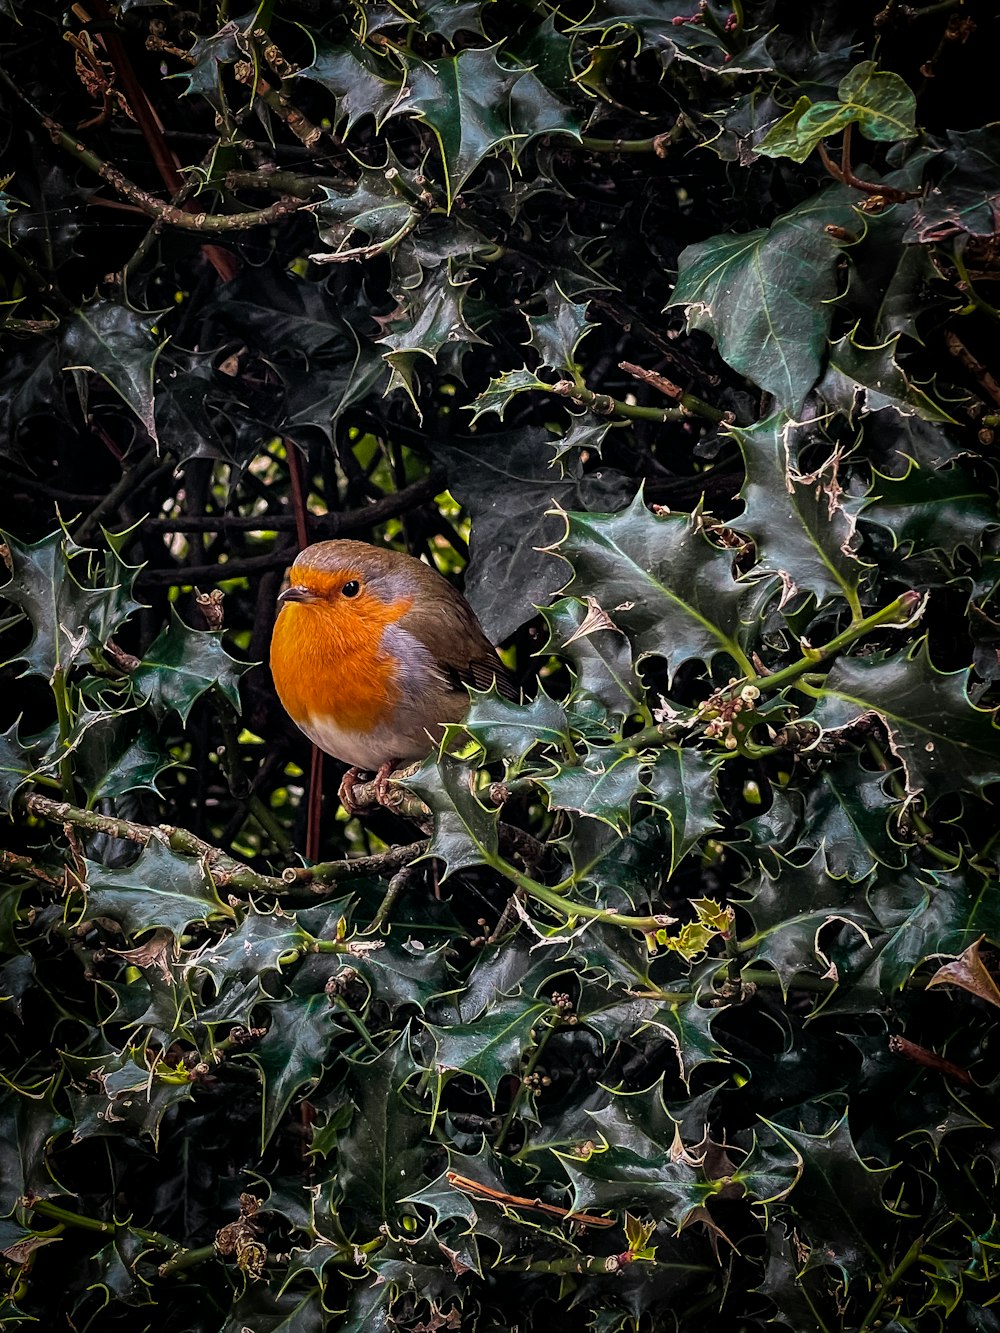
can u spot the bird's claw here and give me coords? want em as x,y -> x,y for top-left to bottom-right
338,761 -> 401,814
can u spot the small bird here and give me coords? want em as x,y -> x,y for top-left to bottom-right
269,539 -> 516,811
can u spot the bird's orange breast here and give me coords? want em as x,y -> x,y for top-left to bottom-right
269,591 -> 413,735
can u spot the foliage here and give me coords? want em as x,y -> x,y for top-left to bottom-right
2,1 -> 1000,1330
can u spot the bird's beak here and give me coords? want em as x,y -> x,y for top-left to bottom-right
277,585 -> 318,606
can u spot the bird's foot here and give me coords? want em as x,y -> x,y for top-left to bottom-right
372,759 -> 402,808
337,767 -> 367,815
338,761 -> 403,814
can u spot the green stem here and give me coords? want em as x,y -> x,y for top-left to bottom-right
50,668 -> 77,804
27,1200 -> 180,1253
484,853 -> 671,933
249,795 -> 293,853
753,592 -> 922,698
857,1233 -> 925,1333
865,741 -> 961,869
554,377 -> 688,422
330,995 -> 380,1054
952,246 -> 1000,324
158,1241 -> 218,1277
493,1010 -> 558,1148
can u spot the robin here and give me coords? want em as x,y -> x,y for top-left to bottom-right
269,538 -> 516,811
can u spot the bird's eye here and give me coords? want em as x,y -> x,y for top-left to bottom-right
342,580 -> 360,598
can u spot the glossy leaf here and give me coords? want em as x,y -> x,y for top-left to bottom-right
670,189 -> 859,413
131,609 -> 247,725
83,837 -> 234,940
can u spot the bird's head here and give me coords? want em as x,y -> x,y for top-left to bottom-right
276,539 -> 420,634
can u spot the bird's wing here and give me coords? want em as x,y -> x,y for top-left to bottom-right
402,595 -> 519,703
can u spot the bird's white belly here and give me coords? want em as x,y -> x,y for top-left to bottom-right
297,710 -> 415,772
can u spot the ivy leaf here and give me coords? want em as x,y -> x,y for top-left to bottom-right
294,40 -> 401,135
641,748 -> 722,874
425,996 -> 551,1099
83,837 -> 235,940
0,529 -> 108,681
551,491 -> 760,683
908,125 -> 1000,243
62,300 -> 163,444
131,608 -> 247,725
758,62 -> 917,164
731,415 -> 870,610
762,1112 -> 894,1282
670,188 -> 859,414
807,640 -> 1000,805
402,752 -> 499,877
252,994 -> 340,1150
392,47 -> 524,207
337,1032 -> 426,1227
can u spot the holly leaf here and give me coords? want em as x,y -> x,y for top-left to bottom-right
807,640 -> 1000,805
537,745 -> 645,832
0,529 -> 109,681
758,62 -> 917,163
378,263 -> 486,408
131,608 -> 247,725
669,188 -> 859,414
540,597 -> 645,731
425,996 -> 551,1099
731,415 -> 870,609
641,747 -> 722,874
251,994 -> 340,1149
294,40 -> 402,135
313,163 -> 417,255
860,461 -> 999,561
73,713 -> 172,805
740,852 -> 878,994
762,1112 -> 894,1282
466,367 -> 554,423
62,300 -> 163,444
749,753 -> 907,881
820,332 -> 958,425
525,286 -> 596,372
641,983 -> 730,1088
83,837 -> 235,940
392,47 -> 524,207
551,490 -> 761,684
865,864 -> 1000,993
454,687 -> 571,767
558,1143 -> 712,1226
337,1032 -> 426,1227
401,752 -> 499,877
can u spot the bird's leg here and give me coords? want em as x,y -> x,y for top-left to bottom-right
372,758 -> 401,807
337,766 -> 367,815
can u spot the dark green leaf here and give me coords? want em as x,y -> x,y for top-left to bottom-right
732,414 -> 870,609
62,301 -> 163,443
808,640 -> 1000,805
337,1032 -> 426,1227
402,752 -> 499,877
641,747 -> 722,873
252,994 -> 340,1149
391,47 -> 524,207
455,687 -> 571,766
425,995 -> 551,1098
131,608 -> 247,725
83,837 -> 235,940
552,490 -> 761,683
762,1112 -> 894,1282
294,41 -> 401,135
670,189 -> 859,413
